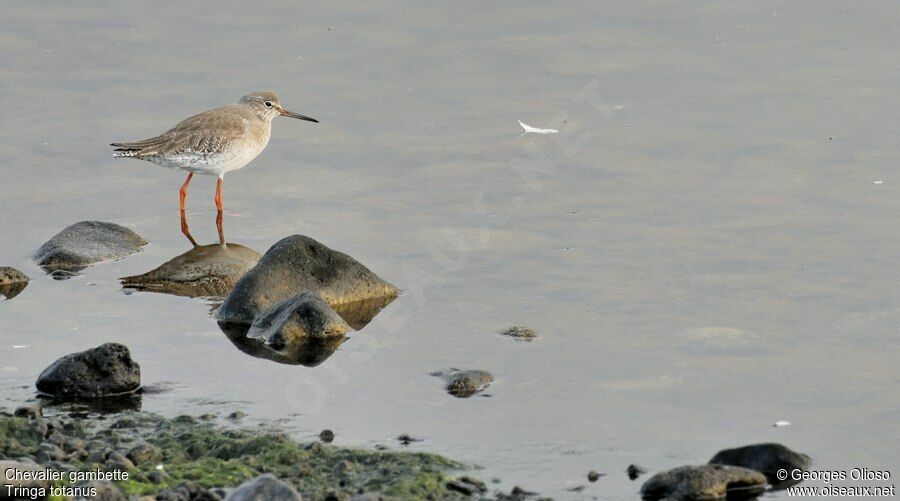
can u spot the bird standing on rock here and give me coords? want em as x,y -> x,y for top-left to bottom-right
111,91 -> 318,244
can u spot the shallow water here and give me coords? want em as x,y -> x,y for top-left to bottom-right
2,1 -> 899,498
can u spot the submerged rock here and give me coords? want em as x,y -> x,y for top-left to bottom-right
0,266 -> 29,299
36,343 -> 141,399
499,326 -> 538,340
709,443 -> 811,487
225,474 -> 303,501
33,221 -> 147,274
219,322 -> 346,367
640,464 -> 767,500
121,243 -> 260,299
431,368 -> 494,398
628,464 -> 647,480
247,292 -> 352,350
216,235 -> 397,324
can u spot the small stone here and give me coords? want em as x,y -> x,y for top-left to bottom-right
199,413 -> 215,421
227,411 -> 247,420
126,442 -> 160,465
224,474 -> 303,501
319,429 -> 335,443
432,368 -> 494,398
0,267 -> 29,299
446,476 -> 487,496
35,442 -> 66,463
627,464 -> 646,480
105,451 -> 134,471
13,405 -> 42,419
499,326 -> 538,340
587,470 -> 604,482
397,434 -> 422,445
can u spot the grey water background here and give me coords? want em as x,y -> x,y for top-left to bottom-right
2,1 -> 899,498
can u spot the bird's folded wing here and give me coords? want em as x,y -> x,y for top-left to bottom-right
112,107 -> 249,156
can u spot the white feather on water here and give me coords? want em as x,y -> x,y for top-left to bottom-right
518,120 -> 559,136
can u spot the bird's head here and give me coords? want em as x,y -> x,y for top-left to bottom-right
239,91 -> 318,124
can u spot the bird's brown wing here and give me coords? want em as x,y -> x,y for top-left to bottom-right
111,106 -> 249,157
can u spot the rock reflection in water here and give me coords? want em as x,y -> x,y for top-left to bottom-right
218,321 -> 347,366
121,243 -> 260,299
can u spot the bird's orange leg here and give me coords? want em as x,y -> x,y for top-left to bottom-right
216,210 -> 226,248
215,177 -> 224,212
178,173 -> 197,246
179,172 -> 193,212
180,208 -> 198,247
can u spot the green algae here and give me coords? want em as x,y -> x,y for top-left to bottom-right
0,412 -> 475,499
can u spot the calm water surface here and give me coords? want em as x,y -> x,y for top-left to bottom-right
2,2 -> 899,498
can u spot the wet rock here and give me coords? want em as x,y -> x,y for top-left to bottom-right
431,368 -> 494,398
33,221 -> 147,274
446,476 -> 487,496
397,434 -> 422,445
499,326 -> 538,340
640,464 -> 767,500
495,486 -> 540,500
36,343 -> 141,399
120,243 -> 260,299
0,266 -> 29,299
628,464 -> 647,480
126,442 -> 160,465
35,442 -> 66,462
224,473 -> 303,501
319,429 -> 335,443
227,411 -> 247,420
13,404 -> 42,419
1,459 -> 51,492
216,235 -> 398,324
219,321 -> 347,367
105,450 -> 135,471
247,292 -> 352,350
588,470 -> 603,482
709,442 -> 811,487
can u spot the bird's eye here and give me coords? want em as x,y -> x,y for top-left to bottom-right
264,101 -> 273,108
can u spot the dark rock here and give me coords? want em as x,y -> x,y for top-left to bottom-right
499,326 -> 538,340
446,476 -> 487,496
224,473 -> 303,501
121,243 -> 260,299
126,442 -> 160,465
324,492 -> 351,501
216,235 -> 397,324
13,404 -> 42,419
397,434 -> 422,445
0,267 -> 29,299
33,221 -> 147,274
640,464 -> 767,500
227,411 -> 247,420
567,485 -> 586,492
628,464 -> 647,480
35,442 -> 66,462
199,413 -> 216,421
709,442 -> 811,487
36,343 -> 141,399
431,368 -> 494,398
319,429 -> 335,443
588,470 -> 604,482
495,486 -> 540,500
248,293 -> 352,351
105,450 -> 134,471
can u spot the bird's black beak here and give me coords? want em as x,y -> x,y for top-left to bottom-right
280,109 -> 318,123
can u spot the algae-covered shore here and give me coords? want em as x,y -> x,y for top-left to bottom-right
0,405 -> 511,500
